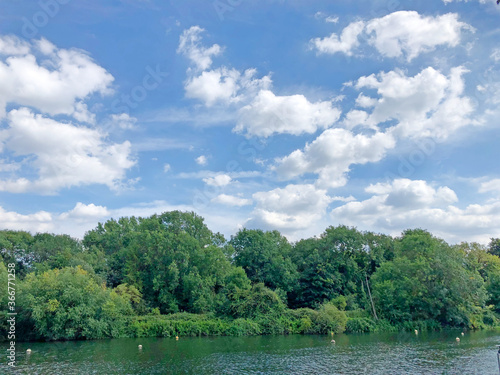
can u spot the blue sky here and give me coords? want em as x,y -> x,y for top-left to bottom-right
1,0 -> 500,243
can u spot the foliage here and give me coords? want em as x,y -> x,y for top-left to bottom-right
345,318 -> 376,333
19,266 -> 133,340
0,211 -> 498,342
371,230 -> 487,328
230,229 -> 298,293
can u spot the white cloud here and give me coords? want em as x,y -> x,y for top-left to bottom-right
212,194 -> 252,207
311,11 -> 472,61
163,163 -> 171,173
178,26 -> 337,139
0,108 -> 135,194
110,113 -> 137,129
274,128 -> 395,189
195,155 -> 208,166
326,16 -> 339,24
365,179 -> 458,209
352,66 -> 476,140
443,0 -> 487,3
185,67 -> 272,107
0,35 -> 30,55
311,21 -> 365,56
185,68 -> 240,106
235,90 -> 341,137
203,174 -> 232,186
365,11 -> 472,61
479,179 -> 500,194
177,26 -> 222,71
0,36 -> 114,120
0,206 -> 53,233
331,179 -> 500,244
491,48 -> 500,63
59,202 -> 110,221
248,184 -> 333,233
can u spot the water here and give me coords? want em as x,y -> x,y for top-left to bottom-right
2,330 -> 499,374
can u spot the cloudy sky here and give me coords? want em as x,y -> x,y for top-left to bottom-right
1,0 -> 500,244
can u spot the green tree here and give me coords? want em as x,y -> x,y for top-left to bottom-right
372,230 -> 487,327
230,229 -> 297,293
488,238 -> 500,257
463,242 -> 500,314
0,231 -> 35,278
20,266 -> 134,340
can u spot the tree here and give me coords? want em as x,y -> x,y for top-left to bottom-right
488,238 -> 500,257
20,266 -> 133,340
230,229 -> 298,293
372,230 -> 487,327
463,242 -> 500,314
0,231 -> 35,278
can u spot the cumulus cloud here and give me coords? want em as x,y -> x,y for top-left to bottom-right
479,179 -> 500,194
311,11 -> 472,61
195,155 -> 208,166
185,67 -> 271,107
211,194 -> 252,207
0,205 -> 53,233
0,108 -> 135,194
235,90 -> 341,137
365,179 -> 458,209
0,36 -> 113,120
0,35 -> 30,55
248,184 -> 333,232
350,66 -> 476,140
311,21 -> 365,56
331,179 -> 500,244
365,11 -> 472,61
203,174 -> 232,186
274,128 -> 395,189
178,26 -> 336,138
177,26 -> 222,71
59,202 -> 110,221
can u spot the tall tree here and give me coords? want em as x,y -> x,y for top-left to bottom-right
230,229 -> 298,293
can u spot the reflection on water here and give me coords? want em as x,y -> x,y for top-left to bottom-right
2,329 -> 500,375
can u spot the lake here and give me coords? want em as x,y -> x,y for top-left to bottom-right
2,330 -> 500,374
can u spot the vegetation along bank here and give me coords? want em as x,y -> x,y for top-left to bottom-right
1,211 -> 499,341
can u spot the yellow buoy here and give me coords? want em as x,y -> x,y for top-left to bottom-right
414,329 -> 418,335
331,331 -> 334,336
461,332 -> 464,336
176,336 -> 179,340
456,337 -> 460,342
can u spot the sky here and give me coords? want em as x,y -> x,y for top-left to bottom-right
0,0 -> 500,244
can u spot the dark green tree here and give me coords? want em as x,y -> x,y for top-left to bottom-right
230,229 -> 298,293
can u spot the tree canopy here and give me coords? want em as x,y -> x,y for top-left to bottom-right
1,211 -> 499,341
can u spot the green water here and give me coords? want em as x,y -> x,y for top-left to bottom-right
2,330 -> 499,374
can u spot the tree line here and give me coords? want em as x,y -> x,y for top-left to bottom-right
1,211 -> 499,341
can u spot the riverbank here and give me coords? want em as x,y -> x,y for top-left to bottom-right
7,310 -> 498,343
2,213 -> 500,344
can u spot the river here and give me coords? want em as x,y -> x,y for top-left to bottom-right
2,329 -> 500,374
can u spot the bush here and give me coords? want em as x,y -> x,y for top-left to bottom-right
345,318 -> 376,333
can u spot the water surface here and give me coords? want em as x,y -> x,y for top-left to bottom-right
2,330 -> 500,374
